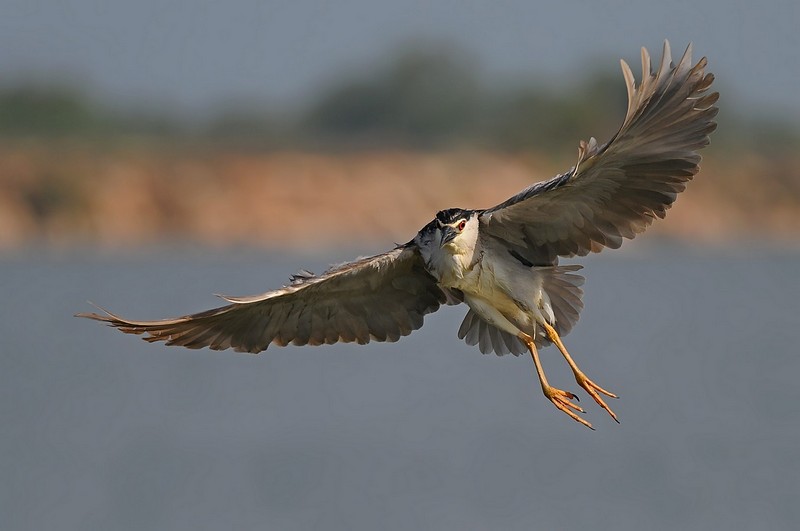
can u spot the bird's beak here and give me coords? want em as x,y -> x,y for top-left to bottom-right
440,226 -> 457,248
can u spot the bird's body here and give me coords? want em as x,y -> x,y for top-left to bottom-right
79,42 -> 718,428
417,209 -> 564,347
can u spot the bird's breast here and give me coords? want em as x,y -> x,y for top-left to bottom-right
437,252 -> 511,305
465,259 -> 520,311
466,250 -> 549,317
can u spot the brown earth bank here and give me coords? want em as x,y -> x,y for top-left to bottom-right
0,141 -> 798,251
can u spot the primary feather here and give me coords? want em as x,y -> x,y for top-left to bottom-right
480,42 -> 718,265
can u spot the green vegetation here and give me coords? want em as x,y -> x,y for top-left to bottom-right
0,86 -> 99,136
0,46 -> 797,155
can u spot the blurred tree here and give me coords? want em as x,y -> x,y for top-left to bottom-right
488,70 -> 625,153
0,84 -> 184,139
204,108 -> 282,148
304,47 -> 482,148
0,85 -> 98,136
0,46 -> 796,157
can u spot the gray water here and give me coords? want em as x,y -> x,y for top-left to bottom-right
2,245 -> 799,530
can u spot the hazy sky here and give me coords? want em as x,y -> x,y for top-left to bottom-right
2,0 -> 798,120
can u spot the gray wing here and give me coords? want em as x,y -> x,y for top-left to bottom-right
77,245 -> 449,353
480,41 -> 719,265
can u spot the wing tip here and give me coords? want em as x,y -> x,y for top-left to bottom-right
75,301 -> 117,322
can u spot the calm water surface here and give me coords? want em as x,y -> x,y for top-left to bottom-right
2,245 -> 799,530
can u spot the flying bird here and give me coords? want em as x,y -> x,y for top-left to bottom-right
79,41 -> 718,429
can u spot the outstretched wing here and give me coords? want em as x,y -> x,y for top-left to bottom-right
77,245 -> 449,353
480,41 -> 719,265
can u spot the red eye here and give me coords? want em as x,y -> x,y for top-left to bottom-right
457,220 -> 466,231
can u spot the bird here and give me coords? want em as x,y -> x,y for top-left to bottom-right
78,41 -> 718,429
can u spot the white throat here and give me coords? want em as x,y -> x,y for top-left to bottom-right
417,216 -> 480,287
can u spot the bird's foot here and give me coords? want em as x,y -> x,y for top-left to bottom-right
542,385 -> 593,430
573,370 -> 619,423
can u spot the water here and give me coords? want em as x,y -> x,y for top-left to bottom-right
2,245 -> 799,530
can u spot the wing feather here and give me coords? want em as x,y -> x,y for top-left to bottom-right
77,245 -> 448,353
480,41 -> 718,264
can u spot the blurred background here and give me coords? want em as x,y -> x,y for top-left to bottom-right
2,1 -> 799,530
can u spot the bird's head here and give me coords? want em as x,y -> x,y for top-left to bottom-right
415,208 -> 479,260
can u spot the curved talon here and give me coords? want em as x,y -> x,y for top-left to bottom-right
522,332 -> 596,429
543,386 -> 594,429
540,322 -> 620,425
575,372 -> 619,423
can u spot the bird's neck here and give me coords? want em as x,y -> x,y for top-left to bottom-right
426,242 -> 479,289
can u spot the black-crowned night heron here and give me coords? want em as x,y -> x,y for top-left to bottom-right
79,42 -> 718,429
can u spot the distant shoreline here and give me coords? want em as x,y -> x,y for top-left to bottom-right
1,145 -> 797,250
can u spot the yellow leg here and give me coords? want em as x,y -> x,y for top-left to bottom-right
519,333 -> 593,430
541,322 -> 620,423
